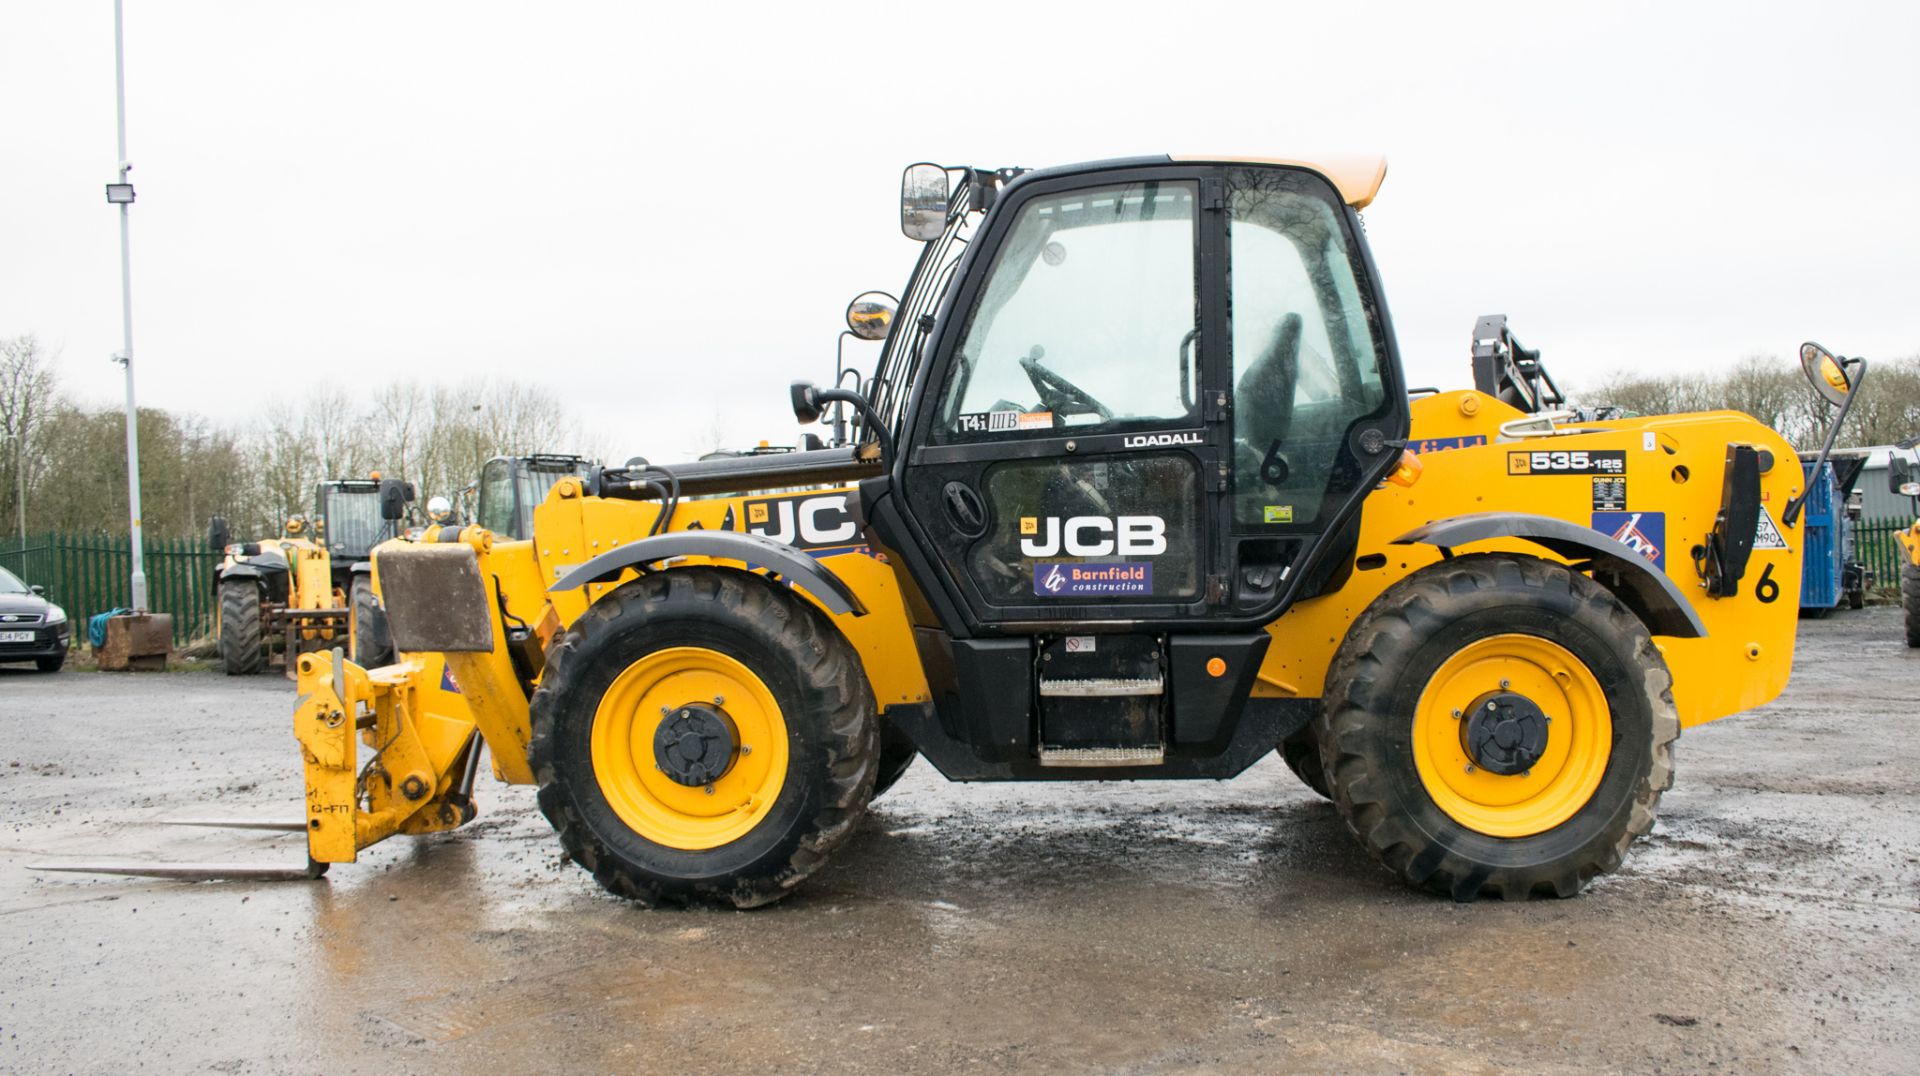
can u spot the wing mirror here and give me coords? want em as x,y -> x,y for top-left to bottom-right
901,162 -> 950,241
1799,341 -> 1858,407
845,291 -> 897,341
790,380 -> 893,461
206,515 -> 230,552
379,478 -> 415,521
1891,456 -> 1919,497
1786,342 -> 1870,526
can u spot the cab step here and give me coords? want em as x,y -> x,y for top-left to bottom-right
1037,745 -> 1166,767
1037,676 -> 1164,697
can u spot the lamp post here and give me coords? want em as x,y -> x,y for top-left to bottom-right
107,0 -> 146,611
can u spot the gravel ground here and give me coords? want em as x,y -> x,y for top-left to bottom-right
1,608 -> 1916,1074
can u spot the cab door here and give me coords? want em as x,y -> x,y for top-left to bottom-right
897,166 -> 1226,628
894,161 -> 1406,633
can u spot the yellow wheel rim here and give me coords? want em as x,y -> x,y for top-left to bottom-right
1412,634 -> 1611,838
590,646 -> 789,851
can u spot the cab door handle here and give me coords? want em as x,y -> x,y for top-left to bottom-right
942,481 -> 988,537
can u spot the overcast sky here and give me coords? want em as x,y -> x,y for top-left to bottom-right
4,2 -> 1915,465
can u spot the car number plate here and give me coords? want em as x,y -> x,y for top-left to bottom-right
0,630 -> 33,643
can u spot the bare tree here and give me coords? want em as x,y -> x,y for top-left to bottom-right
0,335 -> 59,538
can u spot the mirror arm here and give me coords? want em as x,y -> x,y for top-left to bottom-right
1784,357 -> 1868,527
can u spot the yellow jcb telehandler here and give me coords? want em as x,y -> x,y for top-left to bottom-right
206,477 -> 414,675
43,156 -> 1846,904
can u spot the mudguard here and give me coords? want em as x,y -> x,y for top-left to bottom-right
1392,512 -> 1707,638
549,530 -> 867,617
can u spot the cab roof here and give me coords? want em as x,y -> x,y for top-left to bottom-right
1170,154 -> 1388,209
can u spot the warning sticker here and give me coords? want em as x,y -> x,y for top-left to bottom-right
1063,635 -> 1097,653
1263,505 -> 1294,523
1753,508 -> 1790,551
1592,476 -> 1627,511
1016,411 -> 1054,431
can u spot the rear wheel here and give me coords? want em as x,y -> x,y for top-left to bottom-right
1903,559 -> 1920,649
1317,553 -> 1678,901
349,575 -> 393,667
529,568 -> 878,907
217,578 -> 265,676
1277,726 -> 1329,799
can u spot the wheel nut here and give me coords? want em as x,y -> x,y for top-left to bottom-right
704,784 -> 715,795
740,744 -> 753,756
713,695 -> 725,706
1451,708 -> 1462,719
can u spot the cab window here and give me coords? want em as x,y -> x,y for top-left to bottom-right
938,180 -> 1199,438
1227,168 -> 1388,528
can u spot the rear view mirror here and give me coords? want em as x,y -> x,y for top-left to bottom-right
29,584 -> 44,596
379,479 -> 414,521
845,291 -> 897,341
901,163 -> 950,241
1892,457 -> 1919,497
207,515 -> 230,552
1799,341 -> 1854,407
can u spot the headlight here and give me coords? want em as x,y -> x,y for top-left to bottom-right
44,605 -> 66,626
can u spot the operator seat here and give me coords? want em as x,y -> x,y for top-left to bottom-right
1235,312 -> 1303,464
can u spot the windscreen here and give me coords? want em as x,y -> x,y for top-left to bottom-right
323,491 -> 387,557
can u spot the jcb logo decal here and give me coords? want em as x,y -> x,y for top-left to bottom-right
1019,516 -> 1167,558
741,493 -> 861,551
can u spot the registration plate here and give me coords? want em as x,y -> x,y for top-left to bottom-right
0,631 -> 33,643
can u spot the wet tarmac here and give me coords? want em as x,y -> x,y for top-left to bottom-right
2,608 -> 1917,1073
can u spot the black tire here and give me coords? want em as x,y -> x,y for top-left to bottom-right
1277,726 -> 1329,799
528,567 -> 878,908
35,650 -> 65,673
1903,560 -> 1920,649
869,721 -> 919,802
350,575 -> 393,667
1317,553 -> 1678,902
218,578 -> 265,676
1846,585 -> 1866,611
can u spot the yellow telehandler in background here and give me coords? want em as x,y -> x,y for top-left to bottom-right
46,156 -> 1846,905
1886,438 -> 1920,646
206,476 -> 414,675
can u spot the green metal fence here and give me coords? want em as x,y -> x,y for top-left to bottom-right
0,533 -> 215,648
1858,517 -> 1917,590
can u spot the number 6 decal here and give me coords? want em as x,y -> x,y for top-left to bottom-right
1755,561 -> 1780,604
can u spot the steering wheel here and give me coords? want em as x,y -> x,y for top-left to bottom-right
1018,346 -> 1113,422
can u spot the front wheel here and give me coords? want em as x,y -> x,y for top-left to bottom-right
529,568 -> 879,908
35,650 -> 65,673
349,575 -> 393,667
1317,553 -> 1678,901
217,578 -> 265,676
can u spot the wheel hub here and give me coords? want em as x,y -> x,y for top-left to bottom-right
653,704 -> 739,786
1460,691 -> 1550,775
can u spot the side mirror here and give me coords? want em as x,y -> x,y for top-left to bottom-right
1785,342 -> 1869,526
207,515 -> 230,552
1799,341 -> 1855,407
29,584 -> 45,596
1892,456 -> 1919,497
790,380 -> 826,425
790,380 -> 893,461
901,162 -> 950,241
379,479 -> 412,521
845,291 -> 898,341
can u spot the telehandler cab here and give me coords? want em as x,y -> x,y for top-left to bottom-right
42,156 -> 1826,904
